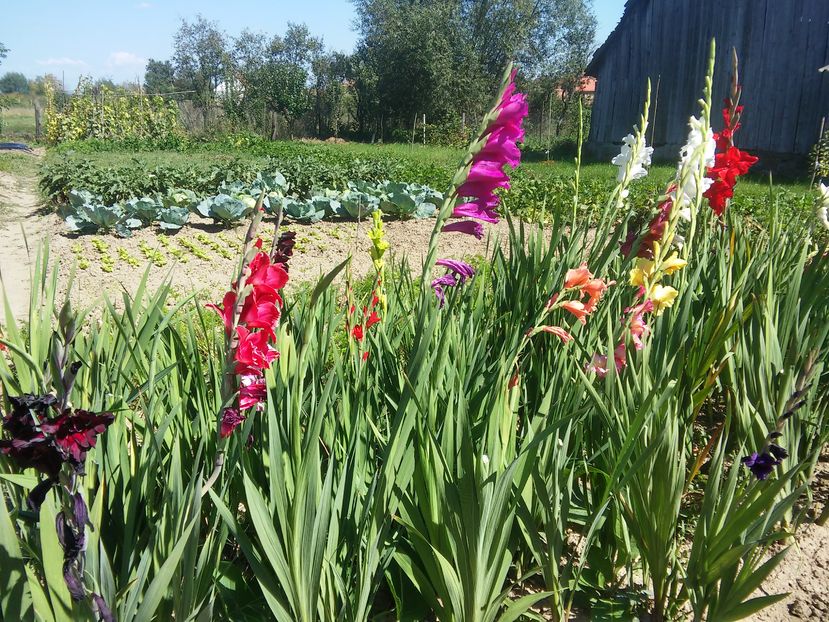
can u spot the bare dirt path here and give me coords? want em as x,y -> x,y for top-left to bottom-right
0,153 -> 43,320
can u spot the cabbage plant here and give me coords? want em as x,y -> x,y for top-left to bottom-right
157,206 -> 190,231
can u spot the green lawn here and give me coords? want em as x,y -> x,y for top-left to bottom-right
0,95 -> 38,140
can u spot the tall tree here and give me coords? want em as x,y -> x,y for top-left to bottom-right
0,72 -> 29,94
351,0 -> 596,138
0,42 -> 7,66
143,59 -> 176,95
172,15 -> 228,128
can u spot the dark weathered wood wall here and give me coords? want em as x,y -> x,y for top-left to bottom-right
587,0 -> 829,155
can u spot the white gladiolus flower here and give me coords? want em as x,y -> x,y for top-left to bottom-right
679,115 -> 716,169
612,123 -> 654,183
818,183 -> 829,229
673,115 -> 716,207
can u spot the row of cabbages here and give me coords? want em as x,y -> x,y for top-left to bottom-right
62,172 -> 444,236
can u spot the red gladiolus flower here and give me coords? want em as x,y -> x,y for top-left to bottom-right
351,324 -> 364,341
239,289 -> 282,339
703,99 -> 758,217
704,146 -> 758,217
365,311 -> 381,329
235,326 -> 279,374
247,252 -> 289,292
207,291 -> 237,335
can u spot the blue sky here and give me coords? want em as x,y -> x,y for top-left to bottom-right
1,0 -> 625,88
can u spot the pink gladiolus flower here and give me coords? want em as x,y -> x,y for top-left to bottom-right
587,343 -> 627,378
562,300 -> 589,324
478,127 -> 522,168
442,220 -> 485,239
449,68 -> 527,229
539,325 -> 573,343
235,326 -> 279,374
220,408 -> 246,438
625,300 -> 653,350
565,263 -> 593,289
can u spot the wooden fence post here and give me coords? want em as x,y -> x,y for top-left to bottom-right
34,100 -> 42,140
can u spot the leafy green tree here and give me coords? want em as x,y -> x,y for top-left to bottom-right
351,0 -> 596,140
172,15 -> 228,128
0,72 -> 29,94
143,59 -> 176,95
225,23 -> 321,137
0,42 -> 7,66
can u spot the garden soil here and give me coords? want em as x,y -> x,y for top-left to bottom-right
0,165 -> 41,320
0,164 -> 827,621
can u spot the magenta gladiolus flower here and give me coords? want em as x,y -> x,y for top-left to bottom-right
443,68 -> 527,238
442,220 -> 484,239
453,201 -> 500,223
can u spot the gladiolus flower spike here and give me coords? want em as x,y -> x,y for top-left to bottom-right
443,68 -> 528,238
210,242 -> 289,437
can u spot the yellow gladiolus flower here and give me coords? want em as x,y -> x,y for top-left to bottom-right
651,285 -> 678,315
629,258 -> 654,287
662,253 -> 687,275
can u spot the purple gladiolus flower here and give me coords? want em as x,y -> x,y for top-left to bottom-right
436,259 -> 475,282
442,220 -> 484,239
768,443 -> 788,460
741,451 -> 778,480
431,259 -> 476,306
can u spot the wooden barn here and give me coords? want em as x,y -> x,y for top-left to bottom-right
585,0 -> 829,159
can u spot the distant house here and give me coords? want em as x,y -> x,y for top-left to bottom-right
585,0 -> 829,158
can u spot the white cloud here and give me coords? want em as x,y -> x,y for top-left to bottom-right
136,2 -> 153,8
37,57 -> 87,67
107,51 -> 146,67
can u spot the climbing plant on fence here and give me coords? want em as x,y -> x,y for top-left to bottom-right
44,77 -> 181,144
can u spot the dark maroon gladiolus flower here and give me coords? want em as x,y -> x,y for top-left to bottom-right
0,395 -> 114,479
220,407 -> 246,439
272,231 -> 297,272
